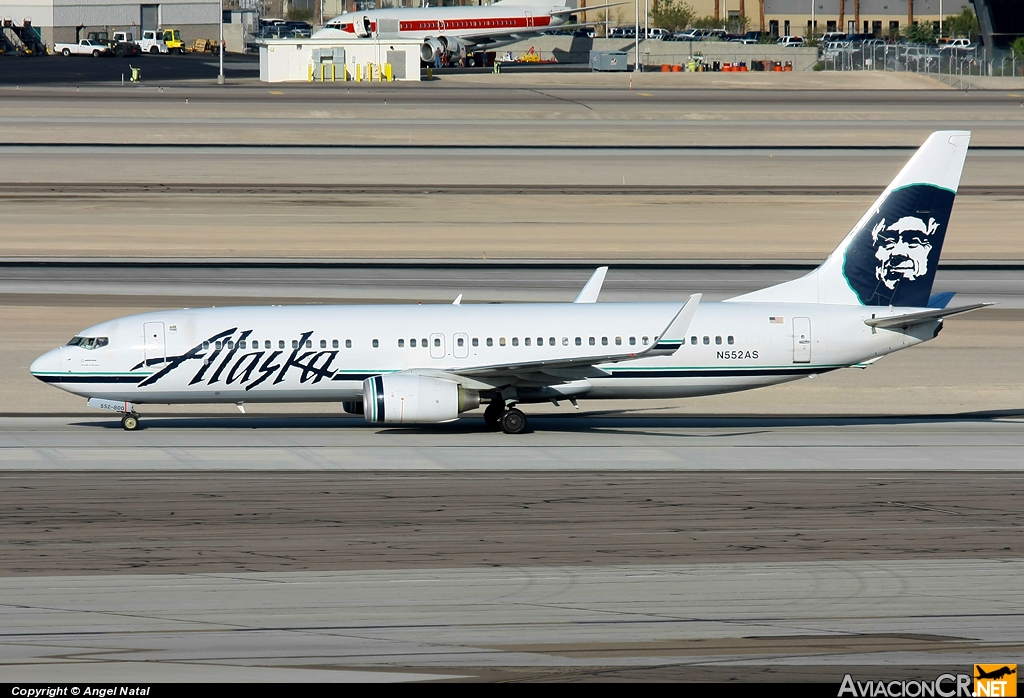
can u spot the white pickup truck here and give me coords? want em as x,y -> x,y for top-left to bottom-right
136,30 -> 170,54
54,39 -> 112,57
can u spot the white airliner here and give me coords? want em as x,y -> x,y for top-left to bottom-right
32,131 -> 989,434
313,0 -> 617,63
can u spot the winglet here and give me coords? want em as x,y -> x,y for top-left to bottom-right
574,266 -> 608,303
453,294 -> 463,306
650,294 -> 701,353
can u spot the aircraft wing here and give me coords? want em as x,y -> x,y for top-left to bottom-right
549,2 -> 630,16
451,294 -> 701,381
864,302 -> 994,329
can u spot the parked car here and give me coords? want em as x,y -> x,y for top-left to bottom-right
820,31 -> 848,43
777,35 -> 804,47
572,28 -> 596,38
939,37 -> 976,51
54,39 -> 111,57
645,28 -> 668,40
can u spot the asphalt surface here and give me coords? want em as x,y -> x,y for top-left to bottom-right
0,262 -> 1019,307
0,52 -> 259,85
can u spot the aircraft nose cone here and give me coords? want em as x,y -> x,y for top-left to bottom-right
30,348 -> 61,380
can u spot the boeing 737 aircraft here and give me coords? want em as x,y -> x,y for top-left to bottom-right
31,131 -> 989,434
313,0 -> 620,63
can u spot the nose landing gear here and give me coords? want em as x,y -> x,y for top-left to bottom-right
121,413 -> 140,431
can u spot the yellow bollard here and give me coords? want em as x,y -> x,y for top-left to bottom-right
331,63 -> 336,82
355,63 -> 361,82
320,64 -> 325,82
427,66 -> 433,80
384,63 -> 392,81
307,63 -> 313,82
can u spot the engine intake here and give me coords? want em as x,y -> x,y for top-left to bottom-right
363,374 -> 479,424
421,35 -> 465,62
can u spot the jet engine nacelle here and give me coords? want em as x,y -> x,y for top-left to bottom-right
362,374 -> 479,424
420,36 -> 444,62
421,35 -> 465,62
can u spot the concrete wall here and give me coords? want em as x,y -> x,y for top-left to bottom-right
496,37 -> 820,71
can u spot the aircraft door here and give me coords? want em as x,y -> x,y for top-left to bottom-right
429,333 -> 445,359
792,317 -> 811,363
453,332 -> 469,359
525,12 -> 534,27
144,321 -> 166,364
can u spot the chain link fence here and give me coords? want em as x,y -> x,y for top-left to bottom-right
820,43 -> 1024,86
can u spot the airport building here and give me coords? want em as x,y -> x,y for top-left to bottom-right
674,1 -> 966,37
4,0 -> 221,45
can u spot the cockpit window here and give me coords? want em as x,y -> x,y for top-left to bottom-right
67,336 -> 109,350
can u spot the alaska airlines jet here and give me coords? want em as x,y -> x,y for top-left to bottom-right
31,132 -> 988,434
314,0 -> 618,63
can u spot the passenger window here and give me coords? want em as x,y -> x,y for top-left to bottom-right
642,336 -> 649,345
398,339 -> 405,348
512,337 -> 519,346
346,339 -> 352,348
727,336 -> 735,345
562,337 -> 568,346
691,336 -> 697,345
549,337 -> 555,346
575,337 -> 582,346
320,339 -> 327,349
524,337 -> 531,346
472,338 -> 479,347
305,340 -> 312,349
216,341 -> 223,350
589,337 -> 596,346
703,336 -> 710,345
629,337 -> 636,346
292,340 -> 298,349
499,337 -> 506,347
538,337 -> 544,346
239,340 -> 246,349
203,341 -> 210,350
410,338 -> 417,347
434,337 -> 441,347
373,339 -> 379,348
715,336 -> 722,345
487,338 -> 493,347
332,340 -> 338,349
457,337 -> 465,347
279,340 -> 285,349
602,337 -> 608,346
615,336 -> 622,346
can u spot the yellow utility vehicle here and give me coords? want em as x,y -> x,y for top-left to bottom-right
160,28 -> 185,54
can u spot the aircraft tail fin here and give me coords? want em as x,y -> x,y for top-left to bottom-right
730,131 -> 971,308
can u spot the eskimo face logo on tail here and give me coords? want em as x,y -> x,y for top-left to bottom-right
872,215 -> 940,290
842,184 -> 956,307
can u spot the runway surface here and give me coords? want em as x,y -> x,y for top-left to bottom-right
2,559 -> 1022,682
0,261 -> 1021,306
1,415 -> 1023,470
3,77 -> 1024,146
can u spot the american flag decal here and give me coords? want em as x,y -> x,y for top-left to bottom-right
769,316 -> 784,324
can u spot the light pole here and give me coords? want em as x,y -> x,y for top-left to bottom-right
810,0 -> 814,38
634,0 -> 639,71
217,7 -> 224,84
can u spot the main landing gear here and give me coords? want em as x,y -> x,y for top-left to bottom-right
121,412 -> 140,431
483,401 -> 528,434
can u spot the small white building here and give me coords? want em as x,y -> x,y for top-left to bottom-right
260,38 -> 421,82
6,0 -> 220,46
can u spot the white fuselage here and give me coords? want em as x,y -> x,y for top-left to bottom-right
314,5 -> 565,46
30,301 -> 938,406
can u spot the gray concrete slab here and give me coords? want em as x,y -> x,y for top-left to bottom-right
1,415 -> 1023,470
1,560 -> 1021,680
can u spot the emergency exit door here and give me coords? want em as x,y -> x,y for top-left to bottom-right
429,332 -> 445,359
144,321 -> 165,364
792,317 -> 811,363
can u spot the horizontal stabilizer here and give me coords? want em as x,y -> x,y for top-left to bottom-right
864,302 -> 994,329
549,1 -> 629,15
